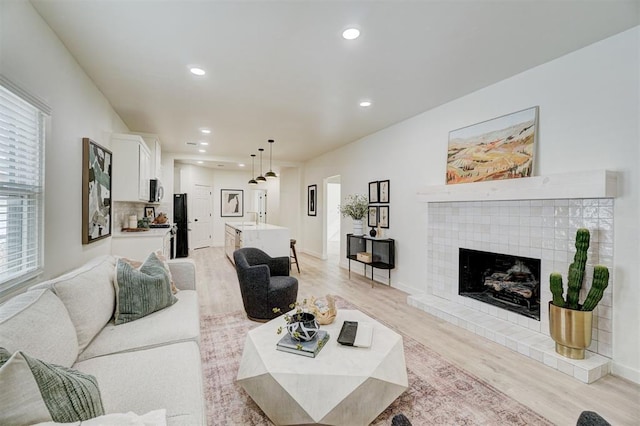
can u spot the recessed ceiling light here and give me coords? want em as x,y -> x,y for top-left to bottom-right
200,129 -> 211,134
359,100 -> 372,107
239,163 -> 245,167
199,142 -> 209,146
197,161 -> 203,164
190,67 -> 206,76
342,28 -> 360,40
198,149 -> 206,153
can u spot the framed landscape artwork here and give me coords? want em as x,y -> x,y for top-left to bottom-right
82,138 -> 112,244
221,189 -> 243,217
446,106 -> 538,184
308,185 -> 317,216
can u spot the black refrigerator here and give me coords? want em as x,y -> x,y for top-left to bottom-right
174,193 -> 189,258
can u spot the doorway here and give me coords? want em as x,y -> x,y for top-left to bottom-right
250,189 -> 268,224
325,176 -> 341,263
191,184 -> 213,249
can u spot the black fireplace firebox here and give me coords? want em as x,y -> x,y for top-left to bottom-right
459,248 -> 541,320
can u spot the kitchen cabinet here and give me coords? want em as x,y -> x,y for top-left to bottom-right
225,225 -> 239,262
225,223 -> 290,264
111,228 -> 172,260
111,133 -> 151,202
136,133 -> 162,180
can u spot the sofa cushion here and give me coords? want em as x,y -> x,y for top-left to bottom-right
30,255 -> 117,353
73,341 -> 205,426
78,290 -> 200,362
114,252 -> 177,325
0,348 -> 104,425
0,289 -> 78,367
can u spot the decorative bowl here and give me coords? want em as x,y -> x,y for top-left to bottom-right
286,312 -> 319,342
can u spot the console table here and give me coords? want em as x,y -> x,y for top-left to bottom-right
346,234 -> 395,287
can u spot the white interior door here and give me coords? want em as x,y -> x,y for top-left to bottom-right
192,184 -> 212,249
250,189 -> 267,223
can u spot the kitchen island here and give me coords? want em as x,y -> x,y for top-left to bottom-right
225,222 -> 290,264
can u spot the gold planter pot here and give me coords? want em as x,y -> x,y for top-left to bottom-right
549,302 -> 593,359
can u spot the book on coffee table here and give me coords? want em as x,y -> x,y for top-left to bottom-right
337,321 -> 373,348
276,330 -> 330,358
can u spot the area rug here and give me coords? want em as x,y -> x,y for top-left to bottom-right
199,298 -> 553,425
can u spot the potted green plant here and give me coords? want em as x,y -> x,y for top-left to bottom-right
339,194 -> 368,236
549,228 -> 610,359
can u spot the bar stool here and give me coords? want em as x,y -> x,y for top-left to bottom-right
290,239 -> 300,273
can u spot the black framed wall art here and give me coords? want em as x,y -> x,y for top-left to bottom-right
378,205 -> 389,228
307,185 -> 317,216
82,138 -> 112,244
368,206 -> 378,227
368,181 -> 379,203
379,180 -> 390,203
221,189 -> 244,217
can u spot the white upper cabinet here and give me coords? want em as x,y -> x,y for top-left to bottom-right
111,133 -> 151,202
135,133 -> 162,180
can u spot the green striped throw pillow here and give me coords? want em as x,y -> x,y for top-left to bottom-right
0,347 -> 104,424
115,252 -> 177,325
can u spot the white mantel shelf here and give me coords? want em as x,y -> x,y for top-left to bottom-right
417,170 -> 617,203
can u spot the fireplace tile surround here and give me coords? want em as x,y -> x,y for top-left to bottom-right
409,198 -> 614,383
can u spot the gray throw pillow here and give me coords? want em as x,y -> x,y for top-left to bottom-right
0,347 -> 104,424
114,252 -> 177,325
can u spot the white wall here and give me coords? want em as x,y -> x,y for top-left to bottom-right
0,1 -> 129,286
302,27 -> 639,382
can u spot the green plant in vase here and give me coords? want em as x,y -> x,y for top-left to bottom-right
339,194 -> 368,235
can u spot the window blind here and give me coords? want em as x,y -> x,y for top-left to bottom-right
0,84 -> 45,288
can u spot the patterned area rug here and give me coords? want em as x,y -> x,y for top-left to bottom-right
200,298 -> 552,425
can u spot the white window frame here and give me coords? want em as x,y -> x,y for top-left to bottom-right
0,75 -> 49,297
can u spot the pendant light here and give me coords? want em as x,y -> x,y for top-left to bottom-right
256,148 -> 267,182
248,154 -> 258,185
265,139 -> 277,179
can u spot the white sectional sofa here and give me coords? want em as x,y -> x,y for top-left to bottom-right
0,255 -> 206,425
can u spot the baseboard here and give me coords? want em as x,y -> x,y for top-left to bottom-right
612,361 -> 640,384
300,248 -> 326,260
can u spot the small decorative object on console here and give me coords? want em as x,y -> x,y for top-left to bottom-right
357,252 -> 372,263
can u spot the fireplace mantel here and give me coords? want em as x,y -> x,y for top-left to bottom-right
417,170 -> 617,203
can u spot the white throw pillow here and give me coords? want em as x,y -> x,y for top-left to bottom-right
30,256 -> 117,352
0,289 -> 78,367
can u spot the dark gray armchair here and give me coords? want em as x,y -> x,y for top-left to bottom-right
233,247 -> 298,321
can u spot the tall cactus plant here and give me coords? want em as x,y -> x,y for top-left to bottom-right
549,228 -> 610,312
565,228 -> 590,309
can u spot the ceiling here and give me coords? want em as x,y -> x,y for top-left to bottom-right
31,1 -> 639,170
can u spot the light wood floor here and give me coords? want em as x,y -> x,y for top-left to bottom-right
192,247 -> 639,425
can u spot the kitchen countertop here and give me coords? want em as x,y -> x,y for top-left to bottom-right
225,222 -> 288,231
112,227 -> 172,238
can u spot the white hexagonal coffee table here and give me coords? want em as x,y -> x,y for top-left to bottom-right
237,309 -> 408,425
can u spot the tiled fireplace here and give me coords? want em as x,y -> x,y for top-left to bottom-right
409,197 -> 614,383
